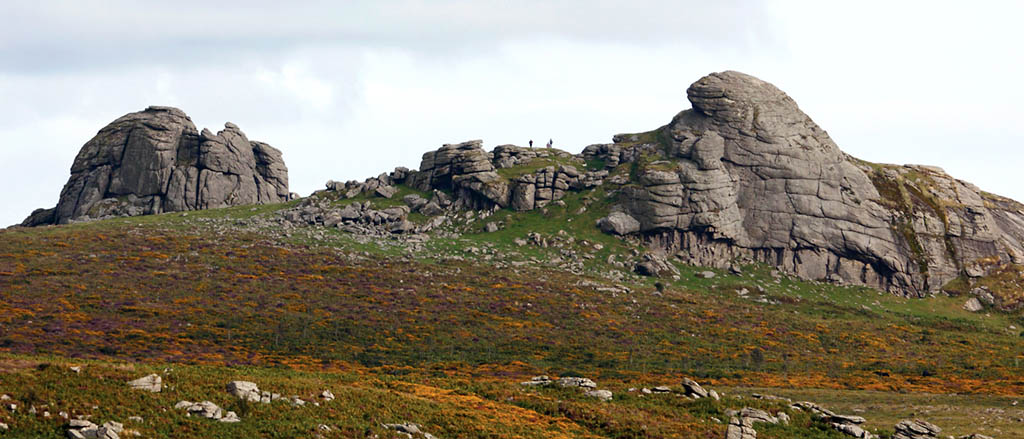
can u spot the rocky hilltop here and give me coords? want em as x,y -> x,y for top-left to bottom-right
322,71 -> 1024,300
20,73 -> 1024,301
22,106 -> 290,226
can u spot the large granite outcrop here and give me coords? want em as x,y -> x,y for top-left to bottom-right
591,71 -> 1024,296
315,70 -> 1024,300
22,106 -> 290,226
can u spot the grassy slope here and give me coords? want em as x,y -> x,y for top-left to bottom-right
1,171 -> 1023,437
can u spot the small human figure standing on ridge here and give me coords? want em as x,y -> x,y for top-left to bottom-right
547,139 -> 553,148
529,139 -> 533,148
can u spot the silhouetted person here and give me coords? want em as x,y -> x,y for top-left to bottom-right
546,139 -> 552,148
529,139 -> 533,148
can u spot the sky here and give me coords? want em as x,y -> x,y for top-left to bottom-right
2,1 -> 1023,227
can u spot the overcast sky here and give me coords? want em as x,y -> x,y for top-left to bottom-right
2,1 -> 1023,227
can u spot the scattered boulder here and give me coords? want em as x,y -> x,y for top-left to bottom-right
127,374 -> 161,392
584,389 -> 613,401
382,422 -> 438,439
681,378 -> 709,399
792,402 -> 872,438
320,390 -> 335,401
556,376 -> 597,389
226,381 -> 261,402
726,417 -> 758,439
259,391 -> 282,404
66,419 -> 120,439
832,422 -> 873,439
520,376 -> 552,386
634,253 -> 679,278
893,419 -> 940,439
971,287 -> 996,305
419,202 -> 444,216
376,185 -> 397,199
175,400 -> 237,422
187,401 -> 223,420
403,194 -> 428,210
963,297 -> 984,312
739,408 -> 778,425
597,212 -> 640,236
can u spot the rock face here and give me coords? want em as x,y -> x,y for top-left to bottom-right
591,71 -> 1024,297
23,106 -> 289,226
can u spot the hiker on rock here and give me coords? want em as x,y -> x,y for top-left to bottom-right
529,139 -> 533,148
547,139 -> 553,148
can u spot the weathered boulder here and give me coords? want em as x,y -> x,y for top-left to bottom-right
681,378 -> 709,398
127,374 -> 161,392
226,381 -> 261,402
597,212 -> 641,235
791,401 -> 872,438
963,297 -> 983,312
23,106 -> 289,226
634,253 -> 679,278
520,375 -> 552,386
175,400 -> 236,422
556,376 -> 597,389
382,422 -> 438,439
893,419 -> 941,439
726,417 -> 757,439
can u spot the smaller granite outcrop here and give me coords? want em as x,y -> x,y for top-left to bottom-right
324,140 -> 605,213
407,140 -> 510,209
22,106 -> 290,226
